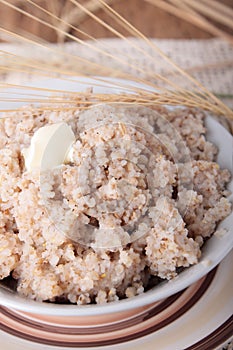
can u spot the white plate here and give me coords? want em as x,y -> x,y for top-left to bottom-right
1,250 -> 232,350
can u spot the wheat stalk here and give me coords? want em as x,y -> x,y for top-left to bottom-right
145,0 -> 233,45
0,0 -> 232,124
182,0 -> 233,30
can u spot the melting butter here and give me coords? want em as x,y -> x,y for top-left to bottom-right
22,123 -> 75,171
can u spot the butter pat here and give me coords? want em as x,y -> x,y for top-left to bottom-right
22,123 -> 75,171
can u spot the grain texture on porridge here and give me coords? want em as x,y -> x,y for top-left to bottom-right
0,104 -> 231,303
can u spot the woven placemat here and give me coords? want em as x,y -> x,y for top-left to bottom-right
1,38 -> 233,131
1,38 -> 233,95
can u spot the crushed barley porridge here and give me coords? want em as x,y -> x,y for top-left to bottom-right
0,103 -> 231,304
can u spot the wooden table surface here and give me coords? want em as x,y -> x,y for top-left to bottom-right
0,0 -> 232,43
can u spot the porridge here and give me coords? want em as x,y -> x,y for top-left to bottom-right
0,103 -> 231,304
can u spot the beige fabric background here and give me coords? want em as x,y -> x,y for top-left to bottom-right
1,38 -> 233,96
1,38 -> 233,130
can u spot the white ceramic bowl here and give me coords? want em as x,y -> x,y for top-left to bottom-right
0,78 -> 232,316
